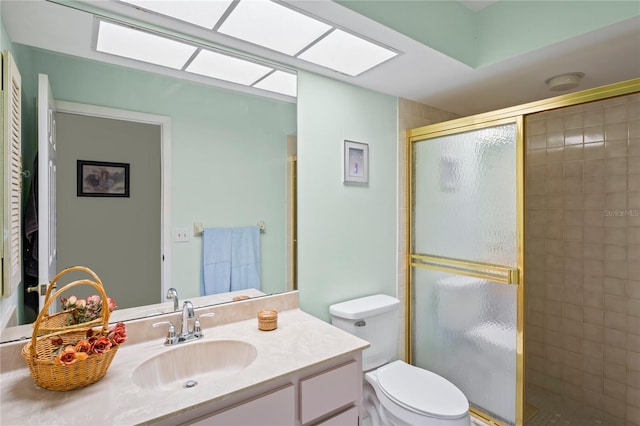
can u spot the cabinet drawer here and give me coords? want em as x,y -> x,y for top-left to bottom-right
300,361 -> 359,424
189,384 -> 295,425
314,406 -> 359,426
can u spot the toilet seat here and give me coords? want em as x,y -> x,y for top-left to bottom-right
375,360 -> 469,420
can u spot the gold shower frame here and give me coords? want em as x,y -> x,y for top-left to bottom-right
405,78 -> 640,426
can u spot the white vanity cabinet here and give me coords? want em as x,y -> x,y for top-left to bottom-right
313,406 -> 359,426
189,385 -> 296,425
168,353 -> 363,426
300,361 -> 360,425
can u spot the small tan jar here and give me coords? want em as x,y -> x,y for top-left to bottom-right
232,295 -> 250,301
257,310 -> 278,331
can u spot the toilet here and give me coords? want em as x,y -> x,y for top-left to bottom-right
330,294 -> 471,426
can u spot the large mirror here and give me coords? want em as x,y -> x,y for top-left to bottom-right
1,0 -> 297,342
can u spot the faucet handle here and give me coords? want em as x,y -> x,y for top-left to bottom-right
153,321 -> 176,345
193,313 -> 215,338
152,320 -> 173,327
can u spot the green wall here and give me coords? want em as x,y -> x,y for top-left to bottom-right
297,71 -> 398,322
13,45 -> 296,303
475,1 -> 640,67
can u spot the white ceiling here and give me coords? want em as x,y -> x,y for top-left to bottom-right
2,0 -> 639,116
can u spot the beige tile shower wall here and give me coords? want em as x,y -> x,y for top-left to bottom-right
525,93 -> 640,425
397,99 -> 460,361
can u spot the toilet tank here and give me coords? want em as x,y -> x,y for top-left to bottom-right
329,294 -> 400,371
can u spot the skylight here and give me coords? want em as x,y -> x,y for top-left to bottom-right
186,49 -> 273,86
99,0 -> 402,98
120,0 -> 233,29
254,70 -> 297,97
298,29 -> 398,77
96,20 -> 196,69
217,0 -> 331,56
95,19 -> 295,97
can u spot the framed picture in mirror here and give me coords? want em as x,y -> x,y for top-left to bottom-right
77,160 -> 130,197
343,140 -> 368,184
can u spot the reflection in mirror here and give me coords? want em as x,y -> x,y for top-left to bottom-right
0,0 -> 297,342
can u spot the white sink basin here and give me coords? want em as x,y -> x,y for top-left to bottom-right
132,340 -> 257,390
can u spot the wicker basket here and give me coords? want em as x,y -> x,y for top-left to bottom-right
22,278 -> 119,391
34,266 -> 105,335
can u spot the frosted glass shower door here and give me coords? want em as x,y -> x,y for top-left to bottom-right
409,120 -> 522,425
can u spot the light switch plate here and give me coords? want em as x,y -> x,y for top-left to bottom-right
175,227 -> 189,242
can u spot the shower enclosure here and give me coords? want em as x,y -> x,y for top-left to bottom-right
407,118 -> 524,425
406,79 -> 639,426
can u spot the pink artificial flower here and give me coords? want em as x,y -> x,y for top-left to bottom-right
86,295 -> 101,305
106,297 -> 117,312
50,336 -> 64,347
90,336 -> 112,354
75,340 -> 91,353
56,350 -> 77,365
108,323 -> 127,346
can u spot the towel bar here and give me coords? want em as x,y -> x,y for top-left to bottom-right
193,221 -> 265,237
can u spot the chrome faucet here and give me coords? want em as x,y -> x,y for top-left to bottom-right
180,300 -> 195,336
152,301 -> 214,346
166,287 -> 179,311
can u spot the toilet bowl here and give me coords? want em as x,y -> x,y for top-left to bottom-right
364,360 -> 471,426
329,294 -> 471,426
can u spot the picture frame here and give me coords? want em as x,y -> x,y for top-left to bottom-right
77,160 -> 130,197
343,140 -> 369,183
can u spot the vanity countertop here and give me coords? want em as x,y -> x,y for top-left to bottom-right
0,302 -> 369,425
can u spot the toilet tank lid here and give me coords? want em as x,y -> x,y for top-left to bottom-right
329,294 -> 399,320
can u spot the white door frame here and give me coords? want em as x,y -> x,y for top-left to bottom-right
55,101 -> 171,301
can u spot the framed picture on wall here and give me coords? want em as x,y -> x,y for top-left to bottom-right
77,160 -> 130,197
343,140 -> 369,184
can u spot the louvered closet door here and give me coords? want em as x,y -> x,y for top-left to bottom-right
409,119 -> 523,425
2,50 -> 22,296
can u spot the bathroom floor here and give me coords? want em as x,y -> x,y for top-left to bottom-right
362,389 -> 624,426
525,388 -> 624,426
